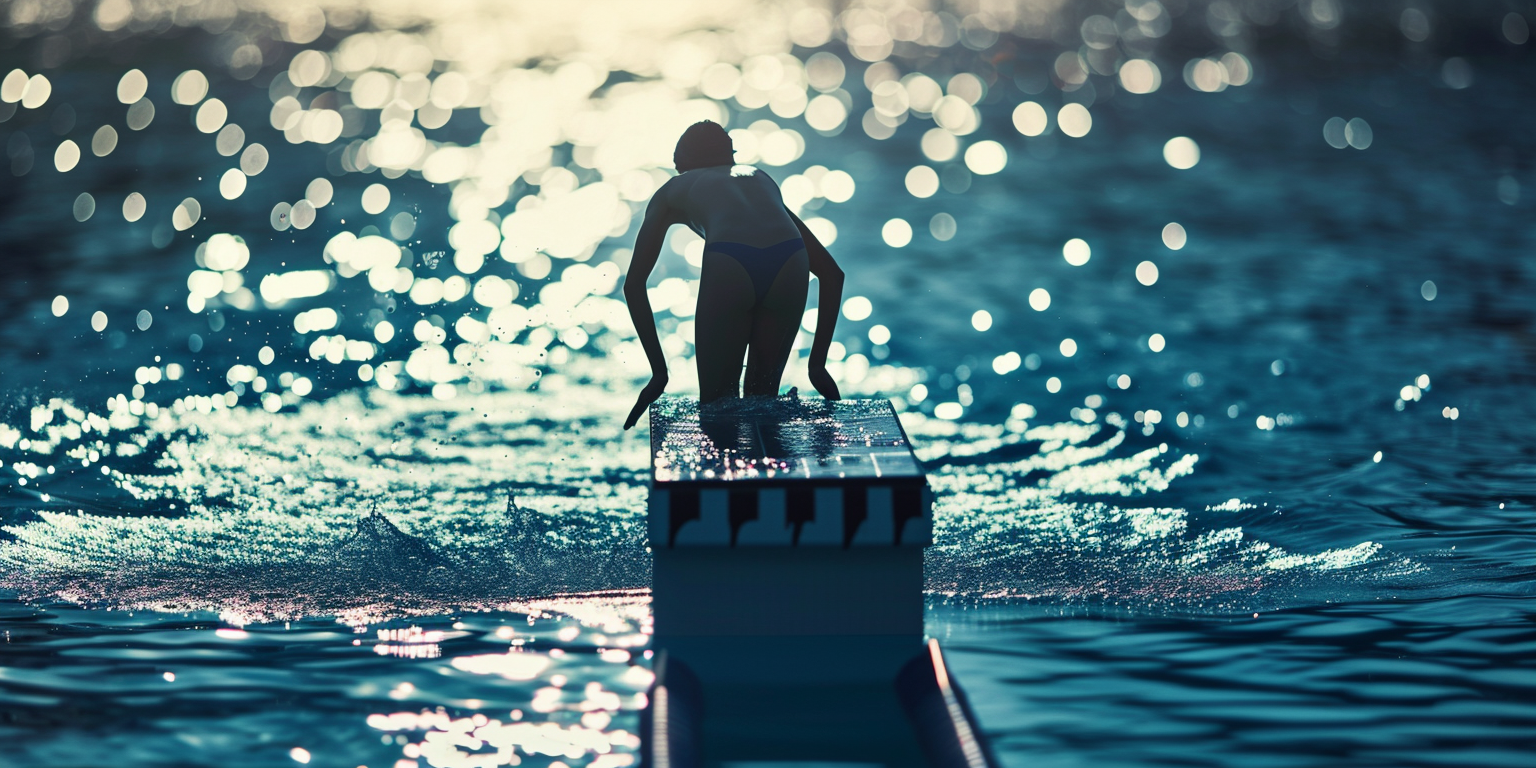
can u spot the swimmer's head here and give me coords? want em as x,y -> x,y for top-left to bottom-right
674,121 -> 734,172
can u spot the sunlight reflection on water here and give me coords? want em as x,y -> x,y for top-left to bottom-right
0,361 -> 1400,626
1,0 -> 1412,623
4,1 -> 1535,766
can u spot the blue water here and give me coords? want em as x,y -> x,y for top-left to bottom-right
3,2 -> 1535,766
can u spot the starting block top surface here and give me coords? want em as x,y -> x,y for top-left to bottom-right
649,396 -> 925,487
647,396 -> 932,547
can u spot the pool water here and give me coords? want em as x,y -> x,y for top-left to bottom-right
2,1 -> 1535,766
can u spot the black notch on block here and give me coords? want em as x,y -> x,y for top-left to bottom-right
842,484 -> 868,548
786,486 -> 815,545
668,486 -> 701,549
727,488 -> 758,546
893,485 -> 924,546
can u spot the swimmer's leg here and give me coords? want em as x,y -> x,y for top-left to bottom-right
695,252 -> 755,402
744,250 -> 809,397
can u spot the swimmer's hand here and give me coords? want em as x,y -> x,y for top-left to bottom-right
808,361 -> 841,401
624,373 -> 669,430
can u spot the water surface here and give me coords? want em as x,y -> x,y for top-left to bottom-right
2,1 -> 1534,766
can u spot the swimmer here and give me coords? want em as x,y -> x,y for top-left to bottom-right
623,121 -> 844,429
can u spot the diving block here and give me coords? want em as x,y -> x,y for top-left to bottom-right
648,396 -> 932,549
642,397 -> 997,766
647,396 -> 931,669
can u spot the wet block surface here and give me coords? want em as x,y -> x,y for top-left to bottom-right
647,397 -> 931,547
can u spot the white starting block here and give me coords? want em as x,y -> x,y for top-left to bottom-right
641,397 -> 996,767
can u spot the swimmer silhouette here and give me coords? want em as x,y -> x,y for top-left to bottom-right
623,121 -> 844,430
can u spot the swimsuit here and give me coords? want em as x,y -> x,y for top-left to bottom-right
705,237 -> 806,302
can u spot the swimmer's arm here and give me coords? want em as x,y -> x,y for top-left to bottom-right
789,210 -> 844,400
622,191 -> 676,428
624,192 -> 674,379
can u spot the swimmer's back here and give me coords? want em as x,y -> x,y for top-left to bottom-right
658,165 -> 799,247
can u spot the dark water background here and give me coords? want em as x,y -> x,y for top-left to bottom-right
2,1 -> 1535,766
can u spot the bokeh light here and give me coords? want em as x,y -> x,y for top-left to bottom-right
842,296 -> 873,321
171,70 -> 208,105
0,69 -> 27,102
820,170 -> 855,202
1058,104 -> 1092,138
195,99 -> 228,133
881,218 -> 912,247
122,192 -> 146,222
963,141 -> 1007,175
1012,102 -> 1047,136
126,97 -> 154,130
91,125 -> 118,156
1507,13 -> 1531,44
1162,222 -> 1187,250
1442,58 -> 1473,89
1324,117 -> 1347,149
53,139 -> 79,172
21,73 -> 50,109
905,166 -> 939,198
1119,59 -> 1162,94
306,178 -> 334,208
362,184 -> 391,215
72,193 -> 95,221
920,128 -> 958,162
117,69 -> 147,104
1063,238 -> 1091,266
930,213 -> 956,241
240,143 -> 269,175
1163,137 -> 1200,169
992,352 -> 1021,375
215,124 -> 245,156
1345,118 -> 1374,150
219,169 -> 246,200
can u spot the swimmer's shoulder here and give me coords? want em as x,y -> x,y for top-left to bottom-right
661,165 -> 767,197
659,166 -> 778,213
658,166 -> 719,199
650,172 -> 698,214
